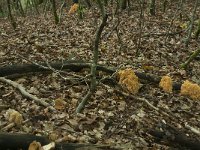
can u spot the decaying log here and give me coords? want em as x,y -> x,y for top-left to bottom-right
0,60 -> 182,90
149,124 -> 200,150
0,132 -> 49,150
0,132 -> 118,150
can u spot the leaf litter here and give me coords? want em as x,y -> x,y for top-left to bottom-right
0,2 -> 200,149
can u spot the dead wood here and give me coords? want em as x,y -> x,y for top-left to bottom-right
0,77 -> 56,111
149,124 -> 200,150
0,60 -> 182,90
0,132 -> 118,150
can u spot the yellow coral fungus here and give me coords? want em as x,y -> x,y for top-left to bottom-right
7,109 -> 23,126
68,3 -> 79,14
159,76 -> 173,93
181,80 -> 200,100
118,68 -> 140,94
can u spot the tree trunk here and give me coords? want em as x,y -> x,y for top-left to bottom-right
6,0 -> 17,29
32,0 -> 40,14
149,0 -> 156,15
0,5 -> 5,16
17,0 -> 25,16
120,0 -> 127,10
51,0 -> 59,24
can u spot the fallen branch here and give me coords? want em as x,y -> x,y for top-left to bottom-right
122,90 -> 200,137
142,30 -> 183,37
100,83 -> 200,138
1,123 -> 15,131
0,60 -> 182,90
0,60 -> 88,77
180,48 -> 200,69
185,123 -> 200,136
0,105 -> 9,110
0,133 -> 118,150
149,123 -> 200,150
17,54 -> 88,81
0,77 -> 55,111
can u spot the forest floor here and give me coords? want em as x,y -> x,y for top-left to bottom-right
0,3 -> 200,150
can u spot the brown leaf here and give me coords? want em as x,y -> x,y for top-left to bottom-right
54,98 -> 66,110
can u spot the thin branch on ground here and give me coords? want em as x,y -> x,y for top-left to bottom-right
142,31 -> 183,37
180,48 -> 200,69
0,105 -> 9,110
101,83 -> 200,137
17,54 -> 88,82
185,123 -> 200,136
1,123 -> 15,131
0,77 -> 56,111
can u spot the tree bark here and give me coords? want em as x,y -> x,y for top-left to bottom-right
76,0 -> 108,113
51,0 -> 59,24
6,0 -> 17,29
149,0 -> 156,15
0,133 -> 116,150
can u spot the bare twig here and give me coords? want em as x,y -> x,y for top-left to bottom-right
143,31 -> 183,37
17,54 -> 87,82
0,105 -> 9,110
58,1 -> 66,23
101,83 -> 200,137
180,48 -> 200,69
185,123 -> 200,136
0,77 -> 55,111
1,123 -> 15,131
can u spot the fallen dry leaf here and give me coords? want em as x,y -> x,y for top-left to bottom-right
54,98 -> 66,110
